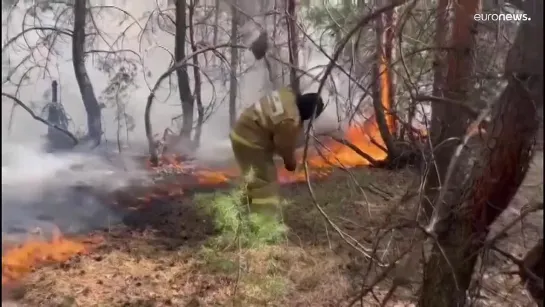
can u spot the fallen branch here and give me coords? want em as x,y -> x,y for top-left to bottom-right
2,92 -> 78,145
369,137 -> 388,153
331,135 -> 383,166
310,136 -> 393,201
492,245 -> 544,292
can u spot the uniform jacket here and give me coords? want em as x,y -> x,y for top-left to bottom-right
230,87 -> 301,167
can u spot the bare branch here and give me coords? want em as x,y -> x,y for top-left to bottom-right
145,43 -> 248,165
331,136 -> 382,166
413,95 -> 480,118
2,92 -> 78,145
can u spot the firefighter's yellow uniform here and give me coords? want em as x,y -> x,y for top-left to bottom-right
229,88 -> 301,216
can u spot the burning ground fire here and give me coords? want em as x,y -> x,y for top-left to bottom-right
1,119 -> 391,288
2,64 -> 397,287
2,227 -> 103,285
150,119 -> 392,185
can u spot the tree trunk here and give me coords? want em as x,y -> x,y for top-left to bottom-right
419,74 -> 542,307
213,0 -> 220,51
175,0 -> 194,139
419,1 -> 543,305
228,0 -> 239,128
422,0 -> 450,177
188,0 -> 204,148
418,1 -> 481,305
286,0 -> 300,93
372,0 -> 399,160
266,0 -> 284,89
421,0 -> 480,218
72,0 -> 102,144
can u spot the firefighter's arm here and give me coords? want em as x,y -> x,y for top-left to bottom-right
273,119 -> 300,171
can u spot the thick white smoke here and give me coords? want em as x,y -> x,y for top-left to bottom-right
1,141 -> 150,236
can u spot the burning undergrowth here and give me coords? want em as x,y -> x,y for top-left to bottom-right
4,166 -> 418,306
1,119 -> 396,293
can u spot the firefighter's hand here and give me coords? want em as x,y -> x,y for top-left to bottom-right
284,162 -> 297,172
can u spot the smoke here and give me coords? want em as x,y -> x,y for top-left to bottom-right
1,141 -> 150,237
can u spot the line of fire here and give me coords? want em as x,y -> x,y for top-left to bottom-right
2,22 -> 405,287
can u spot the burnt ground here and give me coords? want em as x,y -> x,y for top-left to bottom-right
2,153 -> 543,307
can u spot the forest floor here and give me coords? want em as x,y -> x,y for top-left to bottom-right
2,153 -> 542,307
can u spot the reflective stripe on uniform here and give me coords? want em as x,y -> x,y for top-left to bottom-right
230,130 -> 263,149
251,196 -> 280,206
253,100 -> 268,127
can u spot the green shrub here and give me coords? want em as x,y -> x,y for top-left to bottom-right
195,186 -> 287,249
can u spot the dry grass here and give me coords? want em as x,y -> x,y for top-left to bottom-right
14,236 -> 350,306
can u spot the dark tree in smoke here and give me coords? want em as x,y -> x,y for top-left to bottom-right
73,0 -> 103,145
174,0 -> 195,141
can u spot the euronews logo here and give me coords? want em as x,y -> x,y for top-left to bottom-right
474,13 -> 531,22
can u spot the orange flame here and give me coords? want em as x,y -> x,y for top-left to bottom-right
2,228 -> 100,285
379,55 -> 395,132
149,116 -> 395,186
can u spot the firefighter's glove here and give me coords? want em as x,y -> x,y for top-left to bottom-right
274,119 -> 299,172
284,162 -> 297,172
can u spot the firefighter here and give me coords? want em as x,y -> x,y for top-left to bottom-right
229,87 -> 325,219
